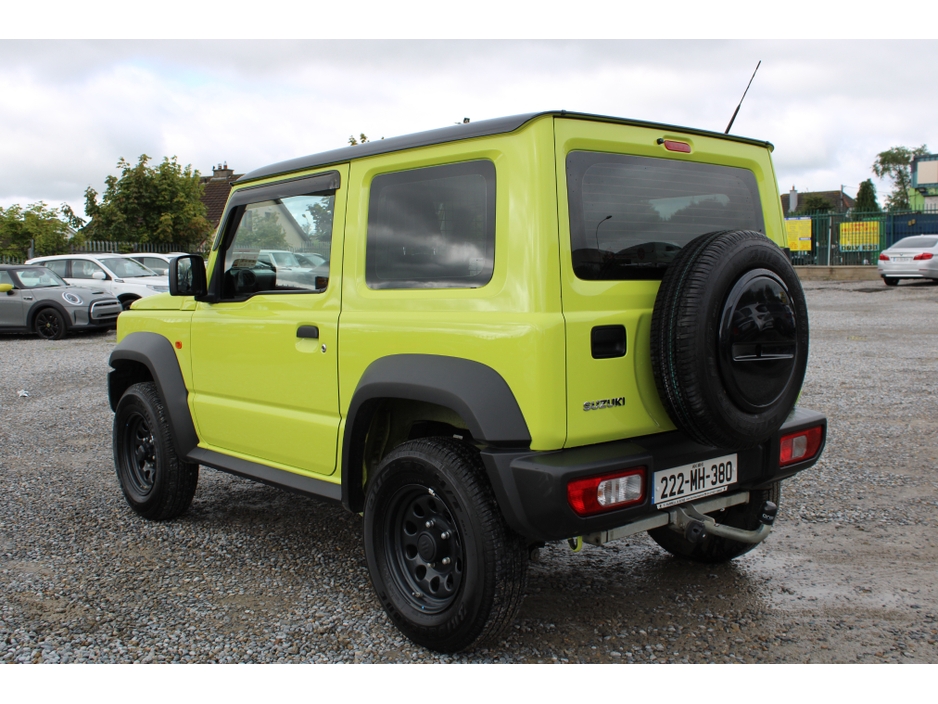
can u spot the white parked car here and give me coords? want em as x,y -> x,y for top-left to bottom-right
877,235 -> 938,286
122,252 -> 192,277
25,253 -> 169,309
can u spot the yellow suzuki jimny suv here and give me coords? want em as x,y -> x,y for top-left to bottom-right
108,111 -> 826,653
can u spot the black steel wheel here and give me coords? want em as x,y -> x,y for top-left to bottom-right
383,484 -> 464,614
34,307 -> 66,340
113,382 -> 198,520
120,411 -> 158,497
363,438 -> 527,653
648,482 -> 780,563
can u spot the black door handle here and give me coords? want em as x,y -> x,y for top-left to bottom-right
297,325 -> 319,339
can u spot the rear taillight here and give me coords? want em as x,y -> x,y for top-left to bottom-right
779,426 -> 823,467
879,253 -> 890,261
914,252 -> 934,261
567,468 -> 646,516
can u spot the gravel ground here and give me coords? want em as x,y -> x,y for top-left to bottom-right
2,279 -> 938,664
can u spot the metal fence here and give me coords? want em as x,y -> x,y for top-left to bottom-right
785,209 -> 938,266
69,241 -> 207,255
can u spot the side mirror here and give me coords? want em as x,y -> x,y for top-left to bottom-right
0,283 -> 13,294
92,271 -> 107,280
169,254 -> 207,297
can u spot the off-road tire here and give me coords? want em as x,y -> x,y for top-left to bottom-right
363,438 -> 527,653
113,382 -> 199,520
648,482 -> 781,563
651,230 -> 809,449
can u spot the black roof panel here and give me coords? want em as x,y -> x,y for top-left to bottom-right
236,111 -> 773,185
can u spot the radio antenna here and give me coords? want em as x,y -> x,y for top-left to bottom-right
724,60 -> 761,135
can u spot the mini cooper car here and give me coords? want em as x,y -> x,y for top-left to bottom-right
108,111 -> 827,653
25,253 -> 169,309
0,264 -> 122,339
877,235 -> 938,285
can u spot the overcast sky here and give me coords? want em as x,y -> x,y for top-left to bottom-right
2,38 -> 937,218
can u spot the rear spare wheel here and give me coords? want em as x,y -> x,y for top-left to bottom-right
650,230 -> 808,449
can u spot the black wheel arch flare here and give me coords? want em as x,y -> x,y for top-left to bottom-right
342,354 -> 532,512
108,332 -> 199,460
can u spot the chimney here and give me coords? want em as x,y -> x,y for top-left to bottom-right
212,163 -> 234,180
789,186 -> 798,213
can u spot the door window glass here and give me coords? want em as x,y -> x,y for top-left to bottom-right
366,160 -> 496,289
222,193 -> 334,298
71,259 -> 107,279
44,260 -> 68,278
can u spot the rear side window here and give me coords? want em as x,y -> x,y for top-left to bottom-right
567,151 -> 764,280
366,160 -> 496,289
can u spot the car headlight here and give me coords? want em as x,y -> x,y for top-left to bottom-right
147,285 -> 170,293
62,291 -> 83,305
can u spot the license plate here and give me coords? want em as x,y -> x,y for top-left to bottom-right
892,256 -> 909,261
652,453 -> 738,509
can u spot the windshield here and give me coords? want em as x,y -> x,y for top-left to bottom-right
13,267 -> 68,288
567,151 -> 764,280
99,257 -> 159,277
893,237 -> 938,249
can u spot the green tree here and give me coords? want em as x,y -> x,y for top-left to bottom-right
0,202 -> 85,260
872,145 -> 929,211
348,133 -> 369,146
234,210 -> 287,249
797,194 -> 832,214
83,155 -> 213,245
854,179 -> 880,213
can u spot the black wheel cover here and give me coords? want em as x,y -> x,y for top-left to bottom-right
650,230 -> 809,449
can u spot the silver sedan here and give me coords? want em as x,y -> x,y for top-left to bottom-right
877,235 -> 938,286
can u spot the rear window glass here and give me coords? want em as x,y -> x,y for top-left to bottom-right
567,151 -> 764,280
366,160 -> 496,289
893,237 -> 937,249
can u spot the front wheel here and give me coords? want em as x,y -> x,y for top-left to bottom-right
113,382 -> 198,520
34,308 -> 66,340
363,438 -> 527,653
648,482 -> 781,563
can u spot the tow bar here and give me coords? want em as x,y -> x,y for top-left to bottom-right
581,492 -> 777,547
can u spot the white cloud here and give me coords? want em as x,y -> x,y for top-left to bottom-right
1,39 -> 936,216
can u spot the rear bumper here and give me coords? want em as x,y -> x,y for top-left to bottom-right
480,407 -> 826,542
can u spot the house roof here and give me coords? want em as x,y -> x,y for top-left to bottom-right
200,168 -> 242,227
236,110 -> 775,185
781,190 -> 856,214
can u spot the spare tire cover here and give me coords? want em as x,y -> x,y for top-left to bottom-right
650,230 -> 809,449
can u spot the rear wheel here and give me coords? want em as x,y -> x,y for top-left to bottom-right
113,382 -> 198,520
363,438 -> 527,653
883,277 -> 899,286
648,482 -> 780,563
34,308 -> 66,340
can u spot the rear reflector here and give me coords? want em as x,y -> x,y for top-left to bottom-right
779,426 -> 823,467
567,468 -> 645,516
914,252 -> 934,261
663,140 -> 691,153
879,253 -> 890,261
